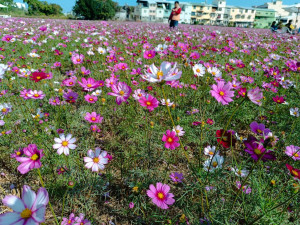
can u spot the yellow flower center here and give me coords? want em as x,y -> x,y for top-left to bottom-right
93,157 -> 99,163
119,90 -> 125,96
209,151 -> 214,155
31,154 -> 39,161
257,129 -> 262,133
176,130 -> 180,133
157,71 -> 163,79
294,112 -> 298,115
146,101 -> 151,106
157,192 -> 164,199
196,69 -> 200,72
219,91 -> 224,96
34,94 -> 39,97
62,141 -> 68,147
167,137 -> 173,143
89,98 -> 94,101
212,72 -> 216,75
294,153 -> 299,157
91,117 -> 96,121
87,84 -> 92,87
20,208 -> 32,219
76,59 -> 81,62
254,148 -> 262,155
212,161 -> 218,167
69,82 -> 73,85
277,100 -> 281,103
1,108 -> 7,112
17,151 -> 21,156
292,170 -> 298,177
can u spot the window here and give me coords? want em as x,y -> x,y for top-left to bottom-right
193,6 -> 196,9
191,12 -> 195,16
248,15 -> 251,19
252,10 -> 254,13
245,9 -> 248,13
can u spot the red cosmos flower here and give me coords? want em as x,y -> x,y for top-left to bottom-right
286,164 -> 300,180
216,129 -> 236,148
30,72 -> 47,82
272,96 -> 285,104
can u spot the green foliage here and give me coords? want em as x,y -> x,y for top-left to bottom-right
24,0 -> 63,16
73,0 -> 117,20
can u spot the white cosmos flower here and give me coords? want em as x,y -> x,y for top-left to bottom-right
172,125 -> 185,137
84,148 -> 108,172
92,89 -> 102,96
203,154 -> 224,172
207,67 -> 222,77
204,146 -> 218,158
97,47 -> 106,54
155,44 -> 168,52
160,98 -> 174,106
230,167 -> 249,177
53,134 -> 77,155
141,61 -> 182,83
290,107 -> 299,117
192,64 -> 206,77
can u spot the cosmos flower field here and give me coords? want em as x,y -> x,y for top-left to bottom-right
0,18 -> 299,224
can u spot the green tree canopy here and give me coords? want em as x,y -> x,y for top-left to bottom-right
73,0 -> 117,20
24,0 -> 63,15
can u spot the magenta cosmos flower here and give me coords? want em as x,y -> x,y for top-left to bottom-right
250,121 -> 270,136
78,77 -> 101,92
285,145 -> 300,161
84,112 -> 103,123
147,183 -> 175,209
244,136 -> 276,162
71,53 -> 84,64
162,130 -> 180,150
16,144 -> 44,174
107,82 -> 132,105
84,148 -> 108,172
0,185 -> 49,224
272,96 -> 285,104
247,87 -> 263,106
143,50 -> 156,59
210,81 -> 234,105
138,94 -> 159,112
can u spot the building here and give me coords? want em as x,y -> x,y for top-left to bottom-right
191,1 -> 255,27
253,8 -> 276,28
134,0 -> 192,24
227,6 -> 256,27
254,0 -> 300,28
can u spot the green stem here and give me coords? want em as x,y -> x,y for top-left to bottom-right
60,189 -> 68,224
37,169 -> 59,225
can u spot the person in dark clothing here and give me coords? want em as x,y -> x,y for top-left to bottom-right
168,1 -> 181,28
276,21 -> 283,30
285,20 -> 293,33
271,21 -> 277,32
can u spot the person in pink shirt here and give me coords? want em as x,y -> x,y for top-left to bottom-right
168,1 -> 181,28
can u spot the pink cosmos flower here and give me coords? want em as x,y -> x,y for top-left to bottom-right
132,89 -> 146,100
0,185 -> 49,224
84,112 -> 103,123
84,148 -> 108,172
71,53 -> 84,64
27,90 -> 45,99
107,82 -> 132,105
162,130 -> 180,150
147,183 -> 175,209
247,87 -> 263,106
80,66 -> 91,75
138,94 -> 159,112
250,121 -> 270,136
84,94 -> 98,103
236,181 -> 252,194
15,144 -> 44,174
74,213 -> 91,225
90,125 -> 101,133
285,145 -> 300,161
210,81 -> 234,105
78,77 -> 101,92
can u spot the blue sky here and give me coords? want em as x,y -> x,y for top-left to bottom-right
14,0 -> 299,13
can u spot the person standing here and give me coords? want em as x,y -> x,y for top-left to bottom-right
169,1 -> 181,28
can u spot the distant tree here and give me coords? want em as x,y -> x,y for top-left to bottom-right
24,0 -> 63,15
73,0 -> 117,20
